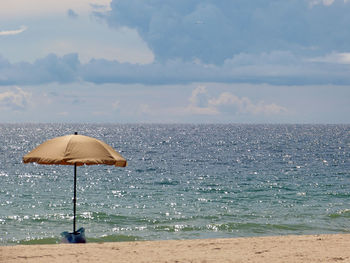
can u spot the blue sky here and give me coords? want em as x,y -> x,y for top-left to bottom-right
0,0 -> 349,123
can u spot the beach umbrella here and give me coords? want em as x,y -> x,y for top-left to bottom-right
23,132 -> 127,242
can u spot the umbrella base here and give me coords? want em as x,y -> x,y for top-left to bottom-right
61,227 -> 86,243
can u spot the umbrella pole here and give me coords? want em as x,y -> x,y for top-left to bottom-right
73,163 -> 77,233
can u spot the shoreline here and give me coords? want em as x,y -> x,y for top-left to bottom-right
1,234 -> 350,262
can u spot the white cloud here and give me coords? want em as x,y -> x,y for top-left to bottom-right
0,0 -> 111,17
0,26 -> 27,36
188,86 -> 208,108
112,100 -> 120,110
309,0 -> 350,6
57,111 -> 69,116
185,86 -> 218,115
0,86 -> 31,110
138,104 -> 153,115
307,52 -> 350,64
185,86 -> 287,116
324,0 -> 335,5
209,92 -> 287,115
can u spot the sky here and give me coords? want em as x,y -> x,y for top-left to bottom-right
0,0 -> 349,123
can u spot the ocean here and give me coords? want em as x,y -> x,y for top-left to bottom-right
0,123 -> 349,245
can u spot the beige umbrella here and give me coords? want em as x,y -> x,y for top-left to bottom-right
23,132 -> 127,235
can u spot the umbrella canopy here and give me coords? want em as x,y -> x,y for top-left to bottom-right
23,133 -> 127,167
23,133 -> 127,240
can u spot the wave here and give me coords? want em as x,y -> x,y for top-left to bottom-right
13,237 -> 60,245
9,234 -> 142,245
328,209 -> 350,219
154,179 -> 180,186
85,234 -> 141,243
149,221 -> 317,234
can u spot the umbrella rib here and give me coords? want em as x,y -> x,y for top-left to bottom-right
63,135 -> 76,165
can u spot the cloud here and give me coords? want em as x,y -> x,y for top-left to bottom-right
1,50 -> 350,86
0,53 -> 80,85
67,9 -> 79,19
185,86 -> 287,116
101,0 -> 350,64
307,52 -> 350,64
309,0 -> 335,6
209,92 -> 287,115
90,3 -> 110,11
0,26 -> 27,36
0,86 -> 31,110
138,104 -> 153,115
1,1 -> 350,87
79,51 -> 350,85
112,100 -> 120,110
58,111 -> 69,116
186,86 -> 218,115
308,0 -> 350,6
0,0 -> 111,17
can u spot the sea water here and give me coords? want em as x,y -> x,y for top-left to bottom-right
0,124 -> 349,245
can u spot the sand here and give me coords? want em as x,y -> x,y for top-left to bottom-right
1,234 -> 350,263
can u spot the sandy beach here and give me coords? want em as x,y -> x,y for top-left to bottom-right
1,234 -> 350,263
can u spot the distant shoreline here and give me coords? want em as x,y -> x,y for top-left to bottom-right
1,234 -> 350,262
